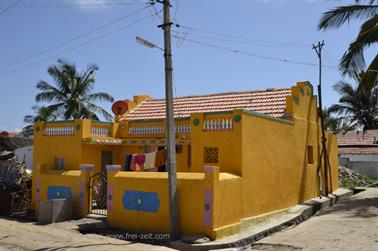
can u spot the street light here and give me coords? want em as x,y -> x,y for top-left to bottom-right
136,36 -> 164,51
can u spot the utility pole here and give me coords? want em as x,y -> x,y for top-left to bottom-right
156,0 -> 180,239
312,40 -> 329,196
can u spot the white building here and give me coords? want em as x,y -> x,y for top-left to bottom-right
338,130 -> 378,179
15,145 -> 33,169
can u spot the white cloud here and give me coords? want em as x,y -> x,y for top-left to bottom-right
69,0 -> 112,10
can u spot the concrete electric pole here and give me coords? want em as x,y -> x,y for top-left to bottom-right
157,0 -> 180,240
312,40 -> 330,196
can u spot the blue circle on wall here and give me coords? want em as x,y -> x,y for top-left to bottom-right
75,125 -> 81,131
234,115 -> 241,123
121,124 -> 126,131
193,118 -> 200,126
35,126 -> 40,133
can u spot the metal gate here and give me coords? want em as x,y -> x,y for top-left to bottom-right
88,173 -> 107,215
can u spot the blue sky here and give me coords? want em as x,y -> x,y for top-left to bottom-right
0,0 -> 376,132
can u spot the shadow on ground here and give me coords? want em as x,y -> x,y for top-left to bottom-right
315,192 -> 378,219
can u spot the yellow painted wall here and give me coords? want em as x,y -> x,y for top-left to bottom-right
32,164 -> 92,217
213,173 -> 242,238
190,111 -> 243,175
240,82 -> 338,219
33,121 -> 83,171
107,170 -> 217,238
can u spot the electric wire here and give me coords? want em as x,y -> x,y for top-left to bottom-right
172,29 -> 311,48
0,0 -> 146,9
172,35 -> 378,73
173,35 -> 321,67
0,4 -> 152,70
178,24 -> 311,47
0,0 -> 21,16
0,10 -> 162,77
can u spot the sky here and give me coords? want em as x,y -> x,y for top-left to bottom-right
0,0 -> 377,132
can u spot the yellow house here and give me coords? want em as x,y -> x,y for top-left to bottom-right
32,81 -> 338,239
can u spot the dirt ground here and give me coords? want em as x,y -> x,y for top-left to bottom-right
250,188 -> 378,251
0,217 -> 173,251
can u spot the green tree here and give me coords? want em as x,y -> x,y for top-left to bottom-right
322,107 -> 342,132
22,105 -> 56,137
36,59 -> 114,121
318,0 -> 378,87
329,75 -> 378,130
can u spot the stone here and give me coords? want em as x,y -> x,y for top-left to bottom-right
181,235 -> 210,244
38,199 -> 72,225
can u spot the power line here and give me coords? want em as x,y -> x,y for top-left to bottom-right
173,35 -> 378,73
0,0 -> 21,16
0,0 -> 146,9
173,35 -> 321,67
178,24 -> 311,47
0,11 -> 161,77
0,5 -> 152,70
172,29 -> 310,48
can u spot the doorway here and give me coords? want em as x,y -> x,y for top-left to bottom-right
101,151 -> 113,172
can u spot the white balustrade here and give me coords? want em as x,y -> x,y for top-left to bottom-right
128,123 -> 191,135
128,125 -> 165,135
203,118 -> 233,131
44,126 -> 75,136
90,126 -> 111,137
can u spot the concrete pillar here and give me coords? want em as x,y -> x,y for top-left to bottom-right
106,165 -> 121,214
79,164 -> 94,217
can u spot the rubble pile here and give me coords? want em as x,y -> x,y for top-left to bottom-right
0,157 -> 32,215
339,166 -> 377,188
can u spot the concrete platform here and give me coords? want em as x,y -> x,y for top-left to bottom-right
169,188 -> 353,251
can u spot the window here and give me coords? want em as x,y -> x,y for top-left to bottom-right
307,145 -> 314,164
55,157 -> 64,170
204,147 -> 219,163
176,145 -> 182,154
187,145 -> 192,168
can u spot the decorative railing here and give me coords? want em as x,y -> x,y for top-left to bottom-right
90,125 -> 111,137
129,124 -> 165,135
44,125 -> 75,136
175,123 -> 191,134
128,121 -> 190,135
203,117 -> 233,131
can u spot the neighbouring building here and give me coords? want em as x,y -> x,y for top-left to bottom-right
338,129 -> 378,179
31,81 -> 339,239
15,145 -> 34,169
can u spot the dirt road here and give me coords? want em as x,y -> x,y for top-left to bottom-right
250,187 -> 378,251
0,217 -> 172,251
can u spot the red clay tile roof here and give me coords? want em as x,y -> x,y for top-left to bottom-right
338,130 -> 378,146
338,130 -> 378,155
124,88 -> 291,121
338,147 -> 378,155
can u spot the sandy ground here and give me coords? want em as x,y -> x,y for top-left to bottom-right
0,217 -> 173,251
250,187 -> 378,251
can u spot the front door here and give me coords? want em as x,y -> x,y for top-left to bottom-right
101,151 -> 113,173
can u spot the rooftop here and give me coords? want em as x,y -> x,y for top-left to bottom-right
338,130 -> 378,147
124,87 -> 291,121
338,130 -> 378,155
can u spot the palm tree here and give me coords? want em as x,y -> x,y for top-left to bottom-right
328,75 -> 378,130
318,0 -> 378,86
322,107 -> 342,132
36,59 -> 114,121
22,105 -> 57,137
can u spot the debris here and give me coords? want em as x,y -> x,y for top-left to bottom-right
339,166 -> 378,189
0,157 -> 32,215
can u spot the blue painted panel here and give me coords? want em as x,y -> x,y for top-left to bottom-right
122,190 -> 160,213
47,186 -> 72,200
